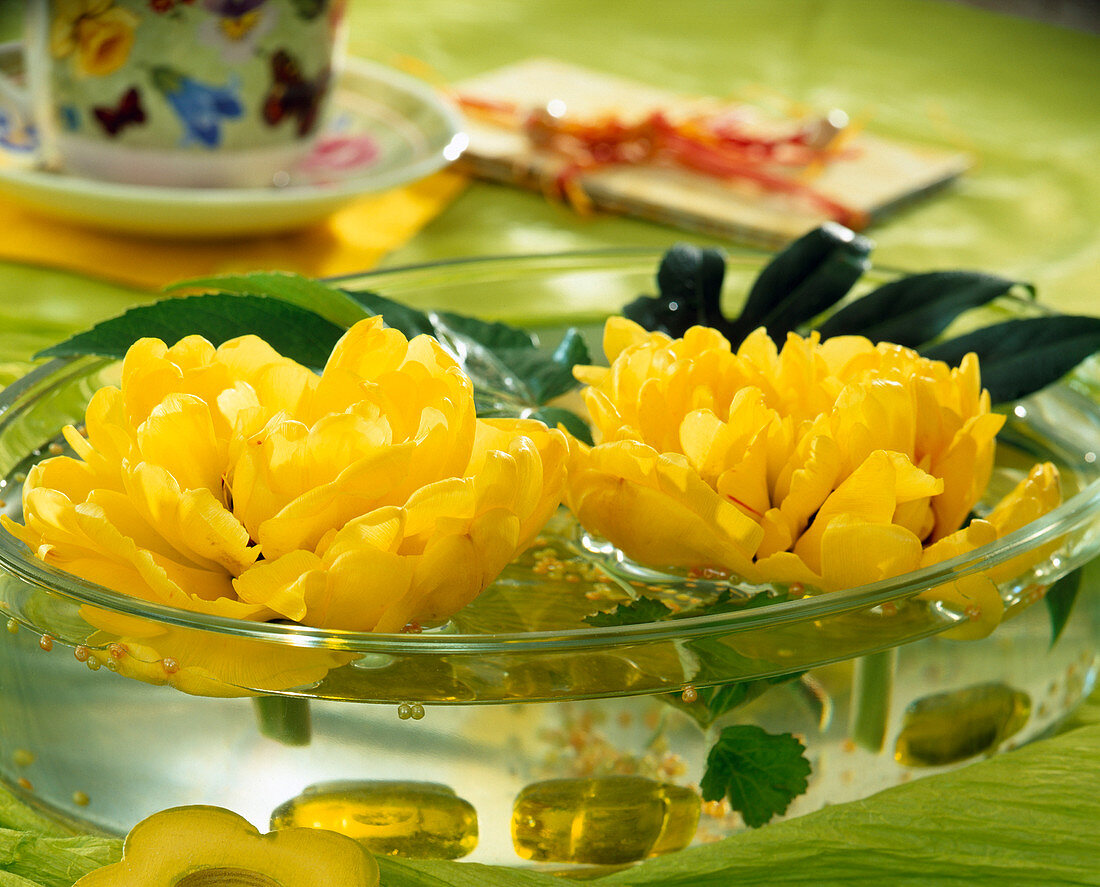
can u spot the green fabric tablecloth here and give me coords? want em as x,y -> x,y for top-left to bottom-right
0,1 -> 1098,883
1,0 -> 1098,368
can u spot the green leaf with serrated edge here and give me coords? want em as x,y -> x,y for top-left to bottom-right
165,272 -> 369,329
34,295 -> 345,368
727,222 -> 872,342
345,289 -> 436,338
922,315 -> 1100,403
585,595 -> 674,626
818,271 -> 1032,347
699,725 -> 811,828
528,406 -> 593,444
1045,567 -> 1082,648
433,311 -> 537,352
498,330 -> 591,404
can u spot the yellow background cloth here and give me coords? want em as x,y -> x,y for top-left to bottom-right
0,170 -> 467,289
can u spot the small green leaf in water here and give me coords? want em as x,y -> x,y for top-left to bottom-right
34,295 -> 346,368
585,596 -> 674,627
699,725 -> 811,828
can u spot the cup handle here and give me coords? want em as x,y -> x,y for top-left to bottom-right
0,41 -> 41,164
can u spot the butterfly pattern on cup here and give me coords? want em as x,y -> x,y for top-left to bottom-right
26,0 -> 341,188
262,49 -> 331,138
93,87 -> 147,137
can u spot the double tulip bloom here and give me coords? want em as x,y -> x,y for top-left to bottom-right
567,318 -> 1059,636
5,318 -> 567,633
7,314 -> 1059,638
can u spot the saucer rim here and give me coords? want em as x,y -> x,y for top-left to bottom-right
0,50 -> 466,232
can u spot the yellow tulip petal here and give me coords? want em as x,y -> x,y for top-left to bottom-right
567,442 -> 762,574
303,546 -> 416,631
234,550 -> 324,622
257,444 -> 415,561
818,516 -> 924,591
137,393 -> 224,494
922,573 -> 1004,640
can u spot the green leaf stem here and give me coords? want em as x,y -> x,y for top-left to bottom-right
1044,567 -> 1082,648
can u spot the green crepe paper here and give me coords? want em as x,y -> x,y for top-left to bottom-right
1,725 -> 1097,885
604,724 -> 1100,887
364,723 -> 1100,886
0,828 -> 121,887
0,790 -> 68,839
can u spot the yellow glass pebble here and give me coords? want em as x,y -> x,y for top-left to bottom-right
270,780 -> 478,859
511,776 -> 700,865
894,682 -> 1031,767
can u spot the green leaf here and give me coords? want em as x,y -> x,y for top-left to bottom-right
497,329 -> 590,404
923,315 -> 1100,403
433,312 -> 536,352
623,243 -> 728,339
668,674 -> 804,730
527,406 -> 593,444
818,271 -> 1031,347
698,725 -> 811,828
1045,567 -> 1082,647
608,723 -> 1100,886
585,595 -> 674,626
34,295 -> 346,368
728,222 -> 872,341
166,272 -> 369,329
346,289 -> 436,339
434,315 -> 590,407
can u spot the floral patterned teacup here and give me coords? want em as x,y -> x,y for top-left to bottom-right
0,0 -> 347,187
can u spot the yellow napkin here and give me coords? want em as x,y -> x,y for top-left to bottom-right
0,170 -> 467,289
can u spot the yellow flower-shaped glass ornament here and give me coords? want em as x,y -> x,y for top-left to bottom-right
2,316 -> 568,637
567,317 -> 1062,637
72,805 -> 380,886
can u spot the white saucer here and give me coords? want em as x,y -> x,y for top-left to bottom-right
0,53 -> 467,238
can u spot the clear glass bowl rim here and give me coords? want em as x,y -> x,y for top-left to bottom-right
1,248 -> 1098,656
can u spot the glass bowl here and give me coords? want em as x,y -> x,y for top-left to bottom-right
0,249 -> 1098,870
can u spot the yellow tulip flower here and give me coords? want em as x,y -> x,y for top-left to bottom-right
567,318 -> 1060,635
4,318 -> 567,635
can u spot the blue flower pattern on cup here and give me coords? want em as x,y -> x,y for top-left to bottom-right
151,66 -> 244,148
0,110 -> 38,153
